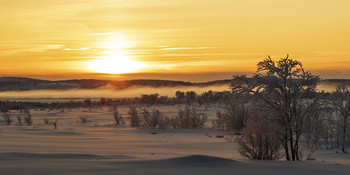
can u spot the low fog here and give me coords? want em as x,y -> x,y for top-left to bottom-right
0,84 -> 231,99
0,82 -> 348,100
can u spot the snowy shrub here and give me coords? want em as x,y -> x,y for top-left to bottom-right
16,116 -> 22,126
23,113 -> 33,126
113,107 -> 124,125
52,120 -> 58,130
141,108 -> 162,129
157,115 -> 171,129
213,100 -> 248,131
43,118 -> 50,124
3,113 -> 12,125
79,116 -> 88,123
129,105 -> 140,127
235,117 -> 282,160
177,106 -> 207,128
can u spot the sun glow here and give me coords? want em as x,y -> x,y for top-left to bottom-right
87,51 -> 144,74
87,35 -> 145,74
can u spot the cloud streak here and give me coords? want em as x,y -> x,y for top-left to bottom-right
160,47 -> 215,50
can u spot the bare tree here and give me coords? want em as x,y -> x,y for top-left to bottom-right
3,113 -> 12,125
330,85 -> 350,153
177,106 -> 207,128
158,115 -> 171,129
175,91 -> 185,103
150,109 -> 161,129
185,91 -> 197,105
128,105 -> 140,127
303,109 -> 325,159
43,118 -> 50,124
213,110 -> 226,130
16,116 -> 23,126
52,120 -> 58,130
79,116 -> 88,123
141,108 -> 151,128
231,55 -> 320,161
213,98 -> 249,131
141,108 -> 161,129
113,106 -> 124,125
23,113 -> 33,126
234,116 -> 283,160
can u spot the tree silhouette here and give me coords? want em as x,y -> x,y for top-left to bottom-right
330,85 -> 350,153
231,55 -> 320,161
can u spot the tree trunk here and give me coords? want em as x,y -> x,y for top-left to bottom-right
295,137 -> 300,161
342,126 -> 346,153
289,129 -> 295,161
283,136 -> 290,161
282,128 -> 290,161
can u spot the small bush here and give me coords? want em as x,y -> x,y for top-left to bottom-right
158,115 -> 171,129
79,116 -> 88,123
43,118 -> 50,124
16,116 -> 22,126
177,106 -> 207,128
234,117 -> 282,160
23,113 -> 33,126
3,113 -> 12,125
213,100 -> 247,131
212,111 -> 225,130
52,120 -> 58,130
113,107 -> 124,125
142,108 -> 161,129
126,106 -> 207,129
141,108 -> 151,127
129,105 -> 140,127
169,115 -> 180,129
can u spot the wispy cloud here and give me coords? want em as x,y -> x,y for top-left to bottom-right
27,45 -> 65,52
161,53 -> 263,57
88,32 -> 114,36
160,47 -> 215,50
63,48 -> 89,51
311,50 -> 350,56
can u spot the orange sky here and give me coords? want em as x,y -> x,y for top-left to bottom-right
1,0 -> 350,81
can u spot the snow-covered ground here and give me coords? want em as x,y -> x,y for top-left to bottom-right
1,105 -> 349,175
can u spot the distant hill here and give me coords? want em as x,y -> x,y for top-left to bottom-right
320,79 -> 350,85
0,77 -> 232,91
0,76 -> 349,92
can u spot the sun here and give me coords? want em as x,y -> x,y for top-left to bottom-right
86,35 -> 145,74
87,51 -> 144,74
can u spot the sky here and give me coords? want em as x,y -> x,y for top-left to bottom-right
1,0 -> 350,81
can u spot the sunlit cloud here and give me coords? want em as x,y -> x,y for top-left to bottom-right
160,47 -> 215,50
25,45 -> 65,53
311,50 -> 350,56
88,32 -> 114,36
63,48 -> 90,51
161,53 -> 263,57
97,35 -> 135,50
51,45 -> 65,48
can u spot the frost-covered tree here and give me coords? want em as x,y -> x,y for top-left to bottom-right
24,113 -> 33,126
113,106 -> 124,125
128,105 -> 140,127
231,55 -> 320,161
3,113 -> 12,125
235,116 -> 283,160
213,98 -> 248,131
330,85 -> 350,153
